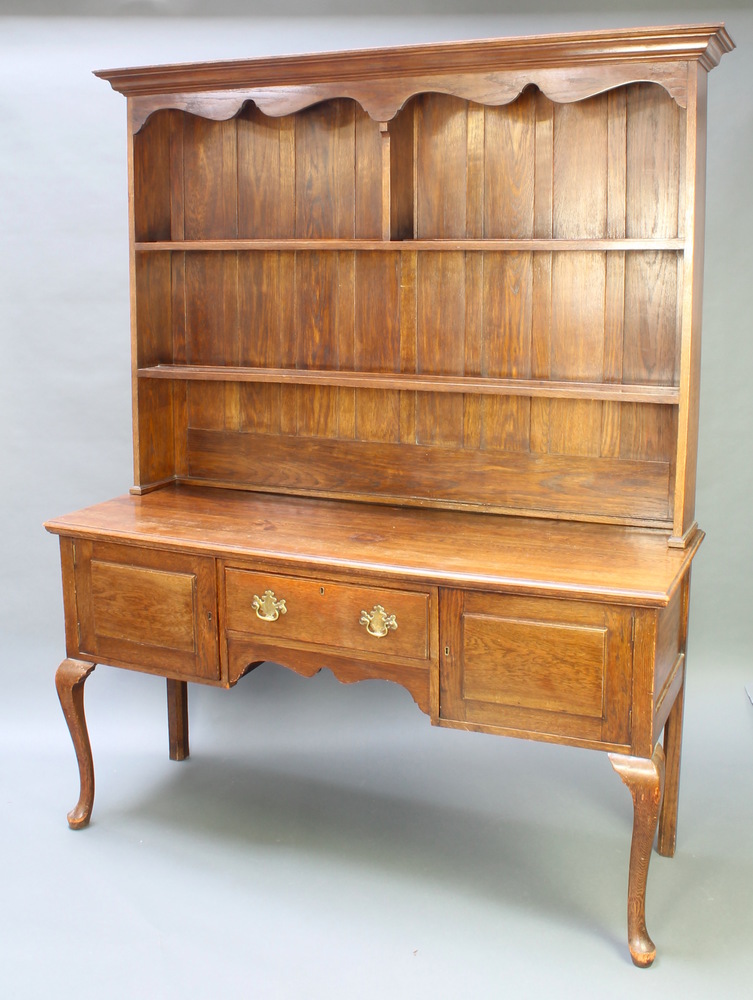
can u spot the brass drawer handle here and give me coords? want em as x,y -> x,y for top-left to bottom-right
359,604 -> 398,638
252,590 -> 287,622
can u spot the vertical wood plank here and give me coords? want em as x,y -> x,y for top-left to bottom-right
187,383 -> 224,432
337,251 -> 356,440
238,252 -> 282,367
135,254 -> 172,367
619,403 -> 677,465
279,122 -> 296,431
279,116 -> 296,237
295,252 -> 338,369
185,252 -> 237,365
484,91 -> 536,238
466,103 -> 485,239
354,252 -> 401,443
415,95 -> 467,238
182,116 -> 238,239
463,104 -> 485,449
377,123 -> 391,240
626,84 -> 682,239
172,382 -> 188,478
549,253 -> 606,457
279,250 -> 297,435
169,112 -> 185,241
620,251 -> 678,484
553,94 -> 608,238
530,93 -> 553,454
334,100 -> 356,238
224,252 -> 240,431
399,250 -> 417,443
185,252 -> 235,432
416,252 -> 465,445
389,101 -> 416,240
138,380 -> 175,483
171,251 -> 188,475
133,111 -> 172,242
238,251 -> 282,436
607,89 -> 628,241
602,87 -> 627,457
622,252 -> 678,385
128,100 -> 141,486
296,100 -> 356,238
354,253 -> 401,372
439,588 -> 466,723
295,252 -> 339,437
463,253 -> 484,450
551,95 -> 608,457
237,105 -> 288,238
632,609 -> 658,758
623,82 -> 684,519
481,252 -> 532,452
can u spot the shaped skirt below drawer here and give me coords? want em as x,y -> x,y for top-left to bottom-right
224,568 -> 431,662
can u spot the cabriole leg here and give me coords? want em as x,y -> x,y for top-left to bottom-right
55,658 -> 97,830
657,680 -> 685,857
608,745 -> 666,968
167,679 -> 189,761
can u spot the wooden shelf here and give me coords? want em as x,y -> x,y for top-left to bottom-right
134,238 -> 686,253
138,365 -> 681,404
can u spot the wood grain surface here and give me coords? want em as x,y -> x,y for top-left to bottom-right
45,484 -> 701,607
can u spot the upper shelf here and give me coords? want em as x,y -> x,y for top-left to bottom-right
135,238 -> 686,253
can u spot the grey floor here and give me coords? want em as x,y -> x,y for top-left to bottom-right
2,638 -> 751,999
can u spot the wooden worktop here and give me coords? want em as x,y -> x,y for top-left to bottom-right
46,484 -> 701,607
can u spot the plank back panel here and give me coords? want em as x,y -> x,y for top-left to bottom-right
131,80 -> 694,527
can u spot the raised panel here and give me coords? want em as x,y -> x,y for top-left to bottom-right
90,561 -> 196,652
74,542 -> 219,682
462,614 -> 607,718
440,591 -> 633,747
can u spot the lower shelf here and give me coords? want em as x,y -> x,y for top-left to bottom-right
137,363 -> 681,405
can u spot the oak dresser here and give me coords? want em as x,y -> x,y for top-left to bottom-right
46,24 -> 734,966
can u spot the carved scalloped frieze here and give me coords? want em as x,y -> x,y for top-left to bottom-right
226,650 -> 429,714
129,60 -> 688,132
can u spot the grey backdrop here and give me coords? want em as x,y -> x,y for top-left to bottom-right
1,6 -> 751,999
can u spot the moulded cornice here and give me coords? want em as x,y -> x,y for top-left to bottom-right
95,23 -> 734,98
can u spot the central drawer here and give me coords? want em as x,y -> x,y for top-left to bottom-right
223,568 -> 431,662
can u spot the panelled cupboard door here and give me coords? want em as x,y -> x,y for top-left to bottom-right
72,540 -> 219,682
439,590 -> 632,749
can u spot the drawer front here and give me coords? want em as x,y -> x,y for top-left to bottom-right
73,540 -> 219,681
440,591 -> 632,746
224,568 -> 430,662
